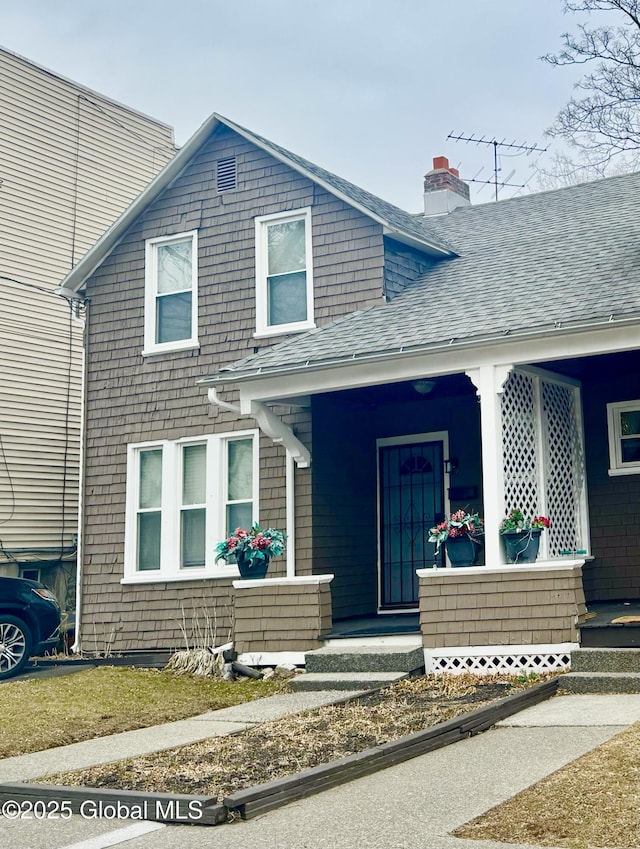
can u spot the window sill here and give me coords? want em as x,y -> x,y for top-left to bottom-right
141,341 -> 200,358
608,466 -> 640,476
121,567 -> 239,584
253,322 -> 316,340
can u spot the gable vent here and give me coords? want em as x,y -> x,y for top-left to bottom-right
217,156 -> 237,192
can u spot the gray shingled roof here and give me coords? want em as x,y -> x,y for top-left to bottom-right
221,116 -> 455,255
204,171 -> 640,383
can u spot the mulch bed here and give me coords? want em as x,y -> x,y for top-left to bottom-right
44,674 -> 546,802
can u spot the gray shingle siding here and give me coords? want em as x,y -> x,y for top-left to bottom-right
383,240 -> 435,299
80,124 -> 389,651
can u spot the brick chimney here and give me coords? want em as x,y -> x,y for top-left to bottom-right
423,156 -> 470,216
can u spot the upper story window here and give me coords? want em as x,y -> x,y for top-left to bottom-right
143,230 -> 199,356
254,208 -> 315,337
124,430 -> 259,583
607,400 -> 640,476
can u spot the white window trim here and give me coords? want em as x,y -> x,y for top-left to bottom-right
123,430 -> 259,584
254,207 -> 315,338
607,399 -> 640,476
142,230 -> 199,357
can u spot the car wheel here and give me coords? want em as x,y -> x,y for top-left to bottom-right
0,616 -> 33,680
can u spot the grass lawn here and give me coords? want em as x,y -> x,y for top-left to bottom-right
454,720 -> 640,849
0,666 -> 284,759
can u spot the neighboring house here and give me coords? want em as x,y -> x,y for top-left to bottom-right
60,112 -> 639,670
0,46 -> 176,616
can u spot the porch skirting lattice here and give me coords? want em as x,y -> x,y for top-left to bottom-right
424,643 -> 577,675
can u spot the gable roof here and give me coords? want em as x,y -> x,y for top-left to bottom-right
58,113 -> 453,296
202,170 -> 640,384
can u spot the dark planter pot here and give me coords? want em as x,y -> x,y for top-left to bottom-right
502,529 -> 542,564
236,550 -> 270,580
445,536 -> 482,568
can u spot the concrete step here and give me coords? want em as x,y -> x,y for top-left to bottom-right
289,671 -> 409,692
305,645 -> 425,675
560,672 -> 640,694
572,648 -> 640,673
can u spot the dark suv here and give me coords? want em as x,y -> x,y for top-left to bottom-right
0,577 -> 61,679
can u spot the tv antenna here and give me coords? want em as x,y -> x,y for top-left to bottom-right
447,132 -> 547,201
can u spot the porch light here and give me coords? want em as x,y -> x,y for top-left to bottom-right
412,379 -> 436,395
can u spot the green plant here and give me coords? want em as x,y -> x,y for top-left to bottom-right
499,510 -> 550,534
214,523 -> 286,570
428,509 -> 484,555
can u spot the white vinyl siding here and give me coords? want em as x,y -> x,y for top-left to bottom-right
123,431 -> 259,583
255,208 -> 315,337
0,47 -> 175,559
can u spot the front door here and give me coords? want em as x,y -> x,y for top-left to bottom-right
378,435 -> 447,609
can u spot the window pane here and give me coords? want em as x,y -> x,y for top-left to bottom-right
267,219 -> 305,275
156,291 -> 192,343
183,444 -> 206,505
621,437 -> 640,463
157,240 -> 192,294
267,271 -> 307,326
139,449 -> 162,509
227,502 -> 252,536
621,411 -> 640,436
137,512 -> 161,570
228,439 -> 253,501
181,508 -> 206,568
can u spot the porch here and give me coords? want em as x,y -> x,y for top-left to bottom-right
229,348 -> 639,665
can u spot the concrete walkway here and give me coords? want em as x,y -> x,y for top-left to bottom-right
2,692 -> 640,849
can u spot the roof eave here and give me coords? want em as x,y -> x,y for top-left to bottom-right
219,116 -> 454,258
199,312 -> 640,388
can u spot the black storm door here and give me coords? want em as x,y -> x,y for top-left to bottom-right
379,440 -> 444,608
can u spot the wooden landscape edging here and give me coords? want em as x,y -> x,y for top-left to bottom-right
0,782 -> 226,825
0,677 -> 559,827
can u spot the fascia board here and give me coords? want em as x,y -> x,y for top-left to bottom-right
59,113 -> 224,295
231,321 -> 640,407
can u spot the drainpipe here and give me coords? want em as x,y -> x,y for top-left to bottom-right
73,305 -> 89,653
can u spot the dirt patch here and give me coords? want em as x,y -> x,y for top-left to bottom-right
46,674 -> 545,801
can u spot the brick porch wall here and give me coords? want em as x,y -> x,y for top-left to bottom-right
232,576 -> 333,653
417,562 -> 586,648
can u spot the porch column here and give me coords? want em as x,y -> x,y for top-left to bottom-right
466,365 -> 512,566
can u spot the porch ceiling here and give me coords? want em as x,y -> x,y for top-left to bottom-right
318,374 -> 476,407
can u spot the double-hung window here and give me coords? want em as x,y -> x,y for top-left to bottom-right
144,230 -> 199,355
124,430 -> 258,582
255,208 -> 314,336
607,400 -> 640,475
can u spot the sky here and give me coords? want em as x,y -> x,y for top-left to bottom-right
0,0 -> 590,210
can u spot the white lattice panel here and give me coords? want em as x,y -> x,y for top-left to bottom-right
502,371 -> 539,518
501,369 -> 587,559
542,380 -> 585,556
426,646 -> 574,675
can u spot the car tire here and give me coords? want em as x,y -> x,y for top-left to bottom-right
0,616 -> 33,680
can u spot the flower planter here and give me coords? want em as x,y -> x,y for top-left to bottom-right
445,536 -> 482,568
501,529 -> 542,564
236,551 -> 270,580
